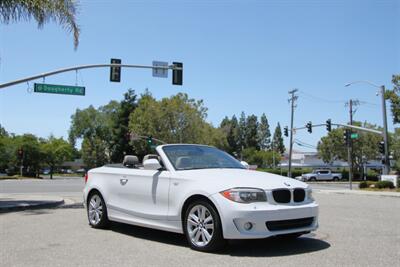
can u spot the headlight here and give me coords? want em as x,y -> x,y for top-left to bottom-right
220,188 -> 267,203
307,189 -> 314,201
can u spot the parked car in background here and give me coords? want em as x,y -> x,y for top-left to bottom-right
300,169 -> 342,181
84,144 -> 318,252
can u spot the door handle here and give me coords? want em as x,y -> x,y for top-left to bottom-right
120,179 -> 128,185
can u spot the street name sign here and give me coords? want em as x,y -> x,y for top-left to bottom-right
152,61 -> 168,78
34,83 -> 85,96
350,133 -> 359,139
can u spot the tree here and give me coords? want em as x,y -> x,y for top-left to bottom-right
386,74 -> 400,124
242,147 -> 280,168
272,123 -> 285,155
110,89 -> 137,163
13,134 -> 43,176
245,114 -> 259,149
41,136 -> 73,179
317,121 -> 383,175
220,115 -> 240,156
390,128 -> 400,172
69,105 -> 114,168
258,113 -> 271,150
238,112 -> 246,156
0,0 -> 80,49
129,92 -> 221,159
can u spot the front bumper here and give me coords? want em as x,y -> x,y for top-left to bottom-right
211,193 -> 319,239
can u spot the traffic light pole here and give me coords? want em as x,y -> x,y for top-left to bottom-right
380,86 -> 390,175
288,89 -> 298,178
348,100 -> 353,190
0,63 -> 183,89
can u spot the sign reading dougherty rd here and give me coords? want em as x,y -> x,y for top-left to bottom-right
34,83 -> 85,96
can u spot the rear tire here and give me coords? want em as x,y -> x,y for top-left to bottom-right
183,200 -> 225,252
87,192 -> 109,229
333,177 -> 339,181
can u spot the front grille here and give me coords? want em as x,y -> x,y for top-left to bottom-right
272,189 -> 291,203
266,217 -> 314,231
293,188 -> 305,202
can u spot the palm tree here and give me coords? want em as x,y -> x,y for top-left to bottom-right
0,0 -> 80,49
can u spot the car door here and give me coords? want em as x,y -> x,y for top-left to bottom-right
116,168 -> 170,220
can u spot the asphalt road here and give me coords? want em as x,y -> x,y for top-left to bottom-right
1,191 -> 399,266
0,177 -> 354,194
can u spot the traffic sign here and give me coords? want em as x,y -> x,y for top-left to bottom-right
350,133 -> 359,139
34,83 -> 85,96
152,61 -> 168,78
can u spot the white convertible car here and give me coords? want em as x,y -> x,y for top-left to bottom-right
83,144 -> 318,251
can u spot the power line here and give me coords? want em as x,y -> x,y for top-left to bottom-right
298,90 -> 347,104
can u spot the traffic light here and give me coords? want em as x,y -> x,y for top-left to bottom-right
343,129 -> 349,146
17,148 -> 23,159
172,62 -> 183,85
326,119 -> 332,132
378,141 -> 385,154
306,121 -> 312,133
110,58 -> 121,82
146,136 -> 153,146
284,126 -> 289,137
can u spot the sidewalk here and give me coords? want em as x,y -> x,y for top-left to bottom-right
315,189 -> 400,198
0,194 -> 66,213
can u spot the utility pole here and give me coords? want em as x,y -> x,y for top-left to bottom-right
346,99 -> 359,190
288,89 -> 298,178
380,85 -> 390,175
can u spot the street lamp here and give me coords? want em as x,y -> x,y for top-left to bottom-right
345,80 -> 390,175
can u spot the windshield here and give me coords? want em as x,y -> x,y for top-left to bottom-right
162,145 -> 246,171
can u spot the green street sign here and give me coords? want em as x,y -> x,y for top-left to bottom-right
350,133 -> 359,139
34,83 -> 85,96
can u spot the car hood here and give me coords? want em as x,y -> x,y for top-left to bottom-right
174,168 -> 309,193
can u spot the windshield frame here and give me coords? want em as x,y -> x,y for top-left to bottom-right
161,144 -> 245,171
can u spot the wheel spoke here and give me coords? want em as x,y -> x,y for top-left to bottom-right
89,199 -> 96,208
205,223 -> 214,230
199,207 -> 205,221
189,227 -> 198,238
194,229 -> 201,242
189,213 -> 199,223
188,218 -> 198,227
202,229 -> 212,242
204,215 -> 212,224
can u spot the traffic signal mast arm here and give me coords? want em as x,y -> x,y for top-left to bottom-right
0,63 -> 183,89
291,123 -> 383,135
129,134 -> 166,144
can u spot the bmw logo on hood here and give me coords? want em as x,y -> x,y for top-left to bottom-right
284,182 -> 291,187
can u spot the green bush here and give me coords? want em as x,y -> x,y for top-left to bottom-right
359,181 -> 376,189
375,181 -> 395,189
359,181 -> 368,189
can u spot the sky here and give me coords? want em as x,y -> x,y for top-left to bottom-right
0,0 -> 399,152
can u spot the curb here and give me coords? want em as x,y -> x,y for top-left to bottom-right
315,189 -> 400,198
0,199 -> 65,213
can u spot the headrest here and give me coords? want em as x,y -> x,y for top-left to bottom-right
143,154 -> 160,162
123,155 -> 139,168
175,156 -> 192,169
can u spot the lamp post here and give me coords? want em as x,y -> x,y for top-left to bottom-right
345,80 -> 390,175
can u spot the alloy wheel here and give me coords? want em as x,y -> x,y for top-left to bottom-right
88,194 -> 103,225
186,205 -> 214,247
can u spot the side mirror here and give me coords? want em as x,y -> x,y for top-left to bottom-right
240,161 -> 250,169
143,158 -> 162,170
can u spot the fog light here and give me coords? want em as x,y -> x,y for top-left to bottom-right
243,222 -> 253,230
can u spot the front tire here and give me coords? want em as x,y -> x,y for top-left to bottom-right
87,192 -> 109,229
183,200 -> 225,252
